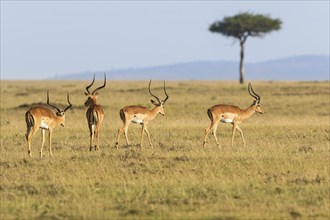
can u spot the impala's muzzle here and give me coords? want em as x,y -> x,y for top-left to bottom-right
257,106 -> 264,114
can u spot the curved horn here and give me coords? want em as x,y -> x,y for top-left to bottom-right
248,82 -> 261,101
162,80 -> 169,104
64,92 -> 72,112
92,73 -> 106,95
86,73 -> 95,94
47,90 -> 61,112
148,80 -> 161,104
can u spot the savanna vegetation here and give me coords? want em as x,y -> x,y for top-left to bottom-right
0,80 -> 329,219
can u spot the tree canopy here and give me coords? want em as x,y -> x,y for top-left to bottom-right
209,12 -> 282,84
209,12 -> 282,42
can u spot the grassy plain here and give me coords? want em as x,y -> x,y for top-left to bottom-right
0,80 -> 329,219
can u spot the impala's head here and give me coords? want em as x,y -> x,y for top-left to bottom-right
84,95 -> 95,107
47,91 -> 72,127
55,111 -> 66,127
149,80 -> 169,116
151,100 -> 166,116
248,82 -> 263,114
84,73 -> 106,107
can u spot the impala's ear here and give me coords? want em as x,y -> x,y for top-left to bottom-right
84,92 -> 89,96
94,92 -> 99,96
150,99 -> 158,105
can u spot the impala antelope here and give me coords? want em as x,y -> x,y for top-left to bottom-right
115,80 -> 169,149
25,91 -> 72,157
203,83 -> 263,148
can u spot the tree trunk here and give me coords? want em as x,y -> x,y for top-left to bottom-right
239,40 -> 245,84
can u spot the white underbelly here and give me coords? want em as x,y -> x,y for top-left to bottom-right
220,118 -> 234,124
132,118 -> 143,124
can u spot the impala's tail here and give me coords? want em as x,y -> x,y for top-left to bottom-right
119,109 -> 126,123
207,109 -> 213,123
25,111 -> 34,140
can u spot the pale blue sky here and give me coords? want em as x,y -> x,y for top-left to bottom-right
1,1 -> 329,80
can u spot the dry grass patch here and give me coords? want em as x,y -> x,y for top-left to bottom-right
1,80 -> 329,219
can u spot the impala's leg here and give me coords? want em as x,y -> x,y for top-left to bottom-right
116,123 -> 130,148
89,124 -> 95,151
203,122 -> 215,147
115,126 -> 123,149
236,125 -> 246,147
123,124 -> 130,146
95,129 -> 100,150
140,124 -> 145,148
203,110 -> 221,148
116,110 -> 130,148
25,125 -> 32,142
95,122 -> 102,151
231,123 -> 237,148
144,126 -> 153,148
26,126 -> 32,156
94,128 -> 98,151
26,126 -> 38,157
87,110 -> 96,151
203,126 -> 211,147
212,123 -> 220,147
116,124 -> 127,148
97,117 -> 104,151
203,110 -> 213,147
48,130 -> 53,157
203,120 -> 220,147
93,127 -> 97,151
93,111 -> 101,151
40,129 -> 46,157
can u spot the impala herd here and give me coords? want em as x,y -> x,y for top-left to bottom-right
25,75 -> 263,157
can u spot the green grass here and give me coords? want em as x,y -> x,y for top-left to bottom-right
0,80 -> 329,219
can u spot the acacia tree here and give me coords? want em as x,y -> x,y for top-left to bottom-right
209,12 -> 282,84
